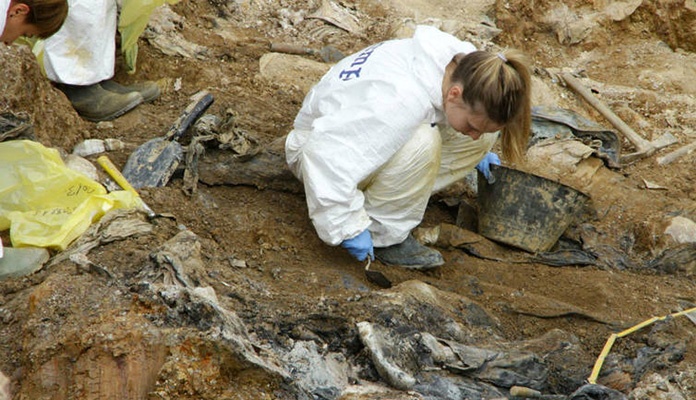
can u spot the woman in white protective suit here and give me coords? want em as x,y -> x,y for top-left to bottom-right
286,25 -> 531,270
36,0 -> 163,122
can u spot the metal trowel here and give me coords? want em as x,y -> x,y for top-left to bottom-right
122,90 -> 214,189
364,258 -> 392,288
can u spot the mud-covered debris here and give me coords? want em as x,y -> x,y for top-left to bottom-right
145,5 -> 210,59
0,370 -> 8,400
631,372 -> 689,400
48,209 -> 153,267
142,230 -> 206,288
281,340 -> 355,398
0,247 -> 49,279
63,153 -> 99,181
192,113 -> 221,136
69,253 -> 114,279
259,52 -> 331,94
645,244 -> 696,276
357,321 -> 417,390
568,383 -> 627,400
664,216 -> 696,245
642,179 -> 667,190
418,224 -> 583,265
307,0 -> 362,35
531,249 -> 597,267
0,111 -> 33,142
182,138 -> 206,196
574,224 -> 635,271
72,138 -> 125,157
198,135 -> 303,192
503,291 -> 618,325
228,257 -> 247,268
357,318 -> 553,397
602,0 -> 641,22
544,5 -> 596,45
414,223 -> 483,248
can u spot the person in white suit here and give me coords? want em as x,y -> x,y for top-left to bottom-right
286,26 -> 532,270
37,0 -> 161,121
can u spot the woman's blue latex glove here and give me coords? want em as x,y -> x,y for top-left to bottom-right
476,152 -> 501,183
341,230 -> 374,261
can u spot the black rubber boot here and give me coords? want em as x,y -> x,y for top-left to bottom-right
100,79 -> 161,103
56,83 -> 143,122
375,235 -> 444,270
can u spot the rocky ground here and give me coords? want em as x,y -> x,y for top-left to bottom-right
1,0 -> 696,399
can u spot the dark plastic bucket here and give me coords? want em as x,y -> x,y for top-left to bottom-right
477,165 -> 589,253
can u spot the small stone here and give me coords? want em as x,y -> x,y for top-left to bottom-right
0,247 -> 50,279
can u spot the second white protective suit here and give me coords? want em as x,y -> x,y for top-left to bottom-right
286,25 -> 497,248
0,0 -> 11,38
40,0 -> 118,85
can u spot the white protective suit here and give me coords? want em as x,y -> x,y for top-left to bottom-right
286,25 -> 498,248
40,0 -> 118,85
0,0 -> 10,38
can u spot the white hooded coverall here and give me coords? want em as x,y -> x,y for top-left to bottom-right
0,0 -> 10,38
39,0 -> 118,85
285,25 -> 498,248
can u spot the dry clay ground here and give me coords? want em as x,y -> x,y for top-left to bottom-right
2,0 -> 696,398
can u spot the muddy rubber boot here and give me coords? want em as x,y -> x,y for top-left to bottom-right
100,79 -> 161,103
56,83 -> 144,122
374,235 -> 444,270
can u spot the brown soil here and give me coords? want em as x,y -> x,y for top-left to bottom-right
2,0 -> 696,398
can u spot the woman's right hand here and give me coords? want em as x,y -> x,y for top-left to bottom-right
341,230 -> 374,261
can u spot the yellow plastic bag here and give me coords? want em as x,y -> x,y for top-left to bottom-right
119,0 -> 180,74
0,140 -> 140,250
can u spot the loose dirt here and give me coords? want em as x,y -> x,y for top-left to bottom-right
1,0 -> 696,398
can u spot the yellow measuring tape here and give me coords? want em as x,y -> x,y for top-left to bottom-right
588,306 -> 696,383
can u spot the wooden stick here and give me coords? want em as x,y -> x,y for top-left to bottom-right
656,140 -> 696,165
269,42 -> 316,56
560,73 -> 655,154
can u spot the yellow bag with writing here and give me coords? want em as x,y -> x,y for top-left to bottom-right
0,140 -> 140,250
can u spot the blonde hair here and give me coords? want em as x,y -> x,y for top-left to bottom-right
19,0 -> 68,38
451,49 -> 532,163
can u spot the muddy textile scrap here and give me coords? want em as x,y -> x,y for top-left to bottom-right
531,105 -> 621,168
358,320 -> 555,397
569,384 -> 627,399
351,281 -> 596,399
645,243 -> 696,275
0,112 -> 33,142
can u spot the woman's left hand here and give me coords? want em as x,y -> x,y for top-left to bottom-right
476,152 -> 500,183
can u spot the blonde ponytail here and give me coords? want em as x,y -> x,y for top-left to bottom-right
451,49 -> 532,163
